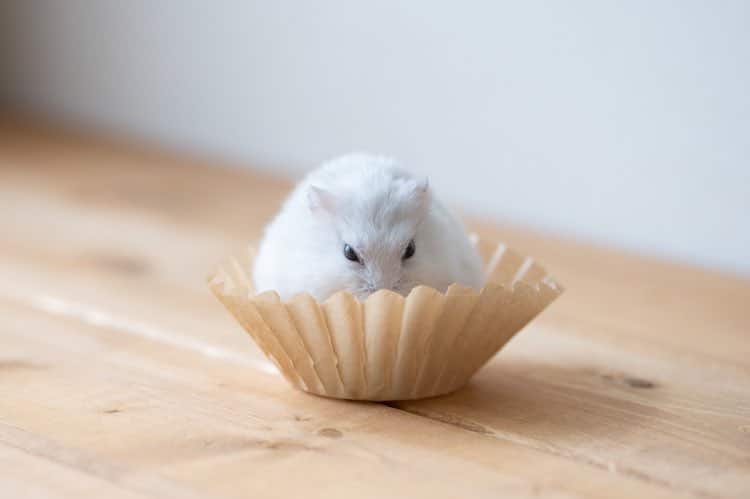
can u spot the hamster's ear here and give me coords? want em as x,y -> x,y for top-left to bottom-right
307,185 -> 338,215
415,177 -> 429,197
412,177 -> 431,215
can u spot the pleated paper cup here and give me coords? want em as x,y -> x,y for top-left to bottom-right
208,238 -> 563,401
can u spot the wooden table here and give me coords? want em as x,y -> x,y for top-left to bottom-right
1,122 -> 748,499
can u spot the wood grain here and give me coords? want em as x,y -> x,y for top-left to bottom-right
0,121 -> 748,498
0,299 -> 676,499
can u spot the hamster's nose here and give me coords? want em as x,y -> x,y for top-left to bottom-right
366,280 -> 397,294
366,269 -> 399,293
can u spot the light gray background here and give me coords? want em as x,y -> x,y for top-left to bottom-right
1,1 -> 748,274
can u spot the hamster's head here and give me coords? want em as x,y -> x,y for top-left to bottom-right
307,172 -> 432,300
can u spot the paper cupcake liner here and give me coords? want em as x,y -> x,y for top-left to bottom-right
208,238 -> 563,401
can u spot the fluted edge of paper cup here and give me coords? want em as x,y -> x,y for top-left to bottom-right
207,239 -> 563,401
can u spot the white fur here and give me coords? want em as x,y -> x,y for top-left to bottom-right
253,154 -> 484,301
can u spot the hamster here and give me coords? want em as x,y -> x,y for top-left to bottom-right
252,154 -> 484,301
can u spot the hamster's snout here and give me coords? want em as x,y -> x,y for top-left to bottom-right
364,275 -> 399,294
362,282 -> 390,296
356,277 -> 409,300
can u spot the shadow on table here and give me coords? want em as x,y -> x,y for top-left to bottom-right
391,359 -> 665,448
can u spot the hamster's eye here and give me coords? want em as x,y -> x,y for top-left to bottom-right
343,243 -> 361,263
402,239 -> 416,260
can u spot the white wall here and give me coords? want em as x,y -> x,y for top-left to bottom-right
1,1 -> 748,274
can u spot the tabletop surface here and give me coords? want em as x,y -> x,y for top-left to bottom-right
1,122 -> 748,499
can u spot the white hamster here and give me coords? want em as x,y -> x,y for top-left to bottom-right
252,154 -> 484,301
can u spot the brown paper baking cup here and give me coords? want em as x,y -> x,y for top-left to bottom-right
208,238 -> 563,401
